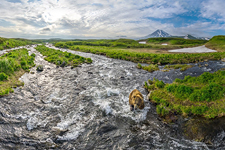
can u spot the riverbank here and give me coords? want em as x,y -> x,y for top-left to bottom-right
0,48 -> 35,96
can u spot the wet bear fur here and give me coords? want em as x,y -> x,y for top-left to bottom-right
129,89 -> 144,111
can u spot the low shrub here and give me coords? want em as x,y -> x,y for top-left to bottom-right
0,72 -> 8,81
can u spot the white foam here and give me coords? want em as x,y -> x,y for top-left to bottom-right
57,113 -> 96,141
85,85 -> 150,122
125,69 -> 133,76
106,88 -> 120,97
95,98 -> 113,115
202,67 -> 211,72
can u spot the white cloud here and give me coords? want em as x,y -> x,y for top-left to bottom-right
0,0 -> 222,38
201,0 -> 225,22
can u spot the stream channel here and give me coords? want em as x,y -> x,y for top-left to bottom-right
0,45 -> 225,149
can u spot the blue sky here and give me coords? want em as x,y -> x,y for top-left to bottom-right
0,0 -> 224,39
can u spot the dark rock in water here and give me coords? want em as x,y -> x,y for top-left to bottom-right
182,116 -> 225,143
60,61 -> 66,67
97,124 -> 117,135
52,127 -> 68,136
120,76 -> 125,80
36,65 -> 44,71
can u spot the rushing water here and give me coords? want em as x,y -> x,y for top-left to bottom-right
1,45 -> 225,149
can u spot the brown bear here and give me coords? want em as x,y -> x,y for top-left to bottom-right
129,89 -> 144,111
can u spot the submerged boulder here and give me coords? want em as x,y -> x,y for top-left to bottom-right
60,61 -> 66,67
183,116 -> 225,143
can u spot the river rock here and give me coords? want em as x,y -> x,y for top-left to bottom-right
221,58 -> 225,62
36,65 -> 44,71
52,127 -> 68,136
97,124 -> 117,135
60,61 -> 66,67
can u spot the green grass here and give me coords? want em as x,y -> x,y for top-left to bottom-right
164,64 -> 193,71
205,35 -> 225,52
35,45 -> 92,67
145,71 -> 225,119
51,36 -> 225,66
147,37 -> 206,44
143,37 -> 207,50
137,63 -> 159,72
0,49 -> 36,96
0,37 -> 36,50
54,38 -> 207,50
54,44 -> 225,65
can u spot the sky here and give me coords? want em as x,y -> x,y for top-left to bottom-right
0,0 -> 225,39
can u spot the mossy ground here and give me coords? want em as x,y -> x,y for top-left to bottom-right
35,45 -> 92,67
144,70 -> 225,119
0,49 -> 35,96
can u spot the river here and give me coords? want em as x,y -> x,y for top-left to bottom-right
0,45 -> 225,149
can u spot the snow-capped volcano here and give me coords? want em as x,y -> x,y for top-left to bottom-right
144,29 -> 172,38
184,34 -> 197,39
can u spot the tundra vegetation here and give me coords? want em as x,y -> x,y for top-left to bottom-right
205,35 -> 225,52
144,70 -> 225,119
35,45 -> 92,67
137,63 -> 193,72
54,37 -> 225,67
137,63 -> 159,72
163,64 -> 193,71
0,49 -> 35,96
55,38 -> 207,49
0,37 -> 36,50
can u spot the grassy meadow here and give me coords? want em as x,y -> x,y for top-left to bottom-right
35,45 -> 92,67
144,70 -> 225,119
205,35 -> 225,52
55,38 -> 207,50
0,49 -> 36,96
0,37 -> 37,50
54,42 -> 225,65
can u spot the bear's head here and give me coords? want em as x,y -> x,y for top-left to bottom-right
132,95 -> 144,111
